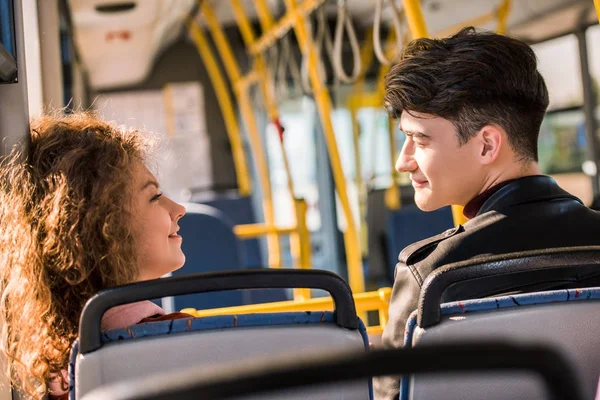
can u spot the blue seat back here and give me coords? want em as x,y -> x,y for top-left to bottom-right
386,205 -> 453,277
72,312 -> 371,400
187,196 -> 288,305
191,194 -> 263,269
171,203 -> 246,310
403,288 -> 600,400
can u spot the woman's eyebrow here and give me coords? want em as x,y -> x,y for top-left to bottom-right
141,180 -> 160,191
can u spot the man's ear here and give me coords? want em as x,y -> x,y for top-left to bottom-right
477,124 -> 503,165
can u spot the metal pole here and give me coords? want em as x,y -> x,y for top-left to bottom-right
576,28 -> 600,199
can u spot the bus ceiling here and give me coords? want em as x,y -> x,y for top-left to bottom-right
63,0 -> 598,92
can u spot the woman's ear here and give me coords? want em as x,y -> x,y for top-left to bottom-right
478,124 -> 503,165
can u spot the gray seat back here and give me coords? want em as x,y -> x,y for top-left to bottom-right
73,269 -> 371,400
74,312 -> 369,399
79,341 -> 583,400
407,288 -> 600,400
404,247 -> 600,400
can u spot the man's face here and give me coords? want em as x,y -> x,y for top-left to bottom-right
396,111 -> 483,211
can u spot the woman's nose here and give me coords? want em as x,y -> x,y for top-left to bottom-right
170,200 -> 186,221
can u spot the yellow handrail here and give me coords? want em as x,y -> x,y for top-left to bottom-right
185,17 -> 252,196
496,0 -> 511,35
401,0 -> 429,38
199,3 -> 282,269
235,223 -> 297,238
595,0 -> 600,23
182,287 -> 392,335
284,0 -> 365,294
248,0 -> 327,56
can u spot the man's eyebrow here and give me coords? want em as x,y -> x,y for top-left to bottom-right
400,128 -> 431,138
141,180 -> 160,191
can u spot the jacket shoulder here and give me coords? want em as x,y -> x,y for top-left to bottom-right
398,225 -> 465,284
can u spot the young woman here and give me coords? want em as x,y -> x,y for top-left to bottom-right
0,111 -> 189,399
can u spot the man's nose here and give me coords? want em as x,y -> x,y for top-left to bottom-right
395,140 -> 417,172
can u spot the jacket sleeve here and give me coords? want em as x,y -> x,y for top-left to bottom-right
373,263 -> 422,400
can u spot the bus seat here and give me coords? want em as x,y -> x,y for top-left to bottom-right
402,247 -> 600,400
72,312 -> 370,400
172,203 -> 286,310
72,270 -> 369,399
404,288 -> 600,399
190,193 -> 263,269
187,196 -> 288,305
386,205 -> 453,279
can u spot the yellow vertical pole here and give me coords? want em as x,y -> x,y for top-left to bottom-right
229,0 -> 306,285
595,0 -> 600,22
194,7 -> 281,268
292,198 -> 312,300
385,117 -> 401,210
284,0 -> 365,294
184,18 -> 252,197
401,0 -> 429,38
496,0 -> 511,35
350,108 -> 368,256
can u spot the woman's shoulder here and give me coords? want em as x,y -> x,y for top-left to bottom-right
101,300 -> 167,331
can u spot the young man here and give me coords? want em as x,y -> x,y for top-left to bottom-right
374,27 -> 600,400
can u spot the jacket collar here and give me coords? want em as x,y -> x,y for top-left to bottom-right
476,175 -> 582,217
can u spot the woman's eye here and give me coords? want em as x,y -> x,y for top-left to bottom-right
151,193 -> 163,202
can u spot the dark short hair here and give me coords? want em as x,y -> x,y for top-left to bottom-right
385,27 -> 549,162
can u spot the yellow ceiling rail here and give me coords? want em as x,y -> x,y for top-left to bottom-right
230,0 -> 310,301
182,287 -> 392,335
249,0 -> 327,56
284,0 -> 365,294
200,3 -> 282,268
185,18 -> 252,197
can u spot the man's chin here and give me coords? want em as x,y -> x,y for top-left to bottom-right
414,195 -> 444,212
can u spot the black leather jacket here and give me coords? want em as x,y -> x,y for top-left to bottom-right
374,175 -> 600,400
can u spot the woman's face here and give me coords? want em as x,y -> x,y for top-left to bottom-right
130,164 -> 186,281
